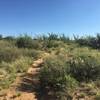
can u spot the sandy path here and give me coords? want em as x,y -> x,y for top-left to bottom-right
0,58 -> 44,100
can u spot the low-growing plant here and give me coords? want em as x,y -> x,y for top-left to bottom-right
16,34 -> 42,49
95,94 -> 100,100
0,47 -> 20,62
42,40 -> 65,50
39,55 -> 78,99
11,56 -> 33,73
0,40 -> 15,48
68,54 -> 100,82
19,48 -> 41,59
74,33 -> 100,49
0,56 -> 33,89
0,73 -> 16,89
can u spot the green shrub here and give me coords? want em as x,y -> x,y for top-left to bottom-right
10,56 -> 32,73
0,61 -> 16,89
0,62 -> 15,74
39,55 -> 77,99
3,36 -> 15,41
43,40 -> 64,49
74,34 -> 100,49
0,40 -> 15,48
95,94 -> 100,100
69,54 -> 100,82
19,48 -> 41,59
16,35 -> 41,49
0,56 -> 32,89
0,47 -> 20,62
16,35 -> 33,48
0,73 -> 16,90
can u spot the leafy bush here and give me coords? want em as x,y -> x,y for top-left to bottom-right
16,35 -> 41,49
39,55 -> 77,99
43,40 -> 64,49
19,48 -> 41,59
3,36 -> 15,41
16,35 -> 33,48
0,47 -> 20,62
68,54 -> 100,82
0,40 -> 15,48
74,34 -> 100,49
0,56 -> 32,74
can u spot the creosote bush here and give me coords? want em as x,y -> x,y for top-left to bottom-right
74,33 -> 100,49
16,35 -> 41,49
43,40 -> 63,49
68,54 -> 100,82
16,35 -> 33,48
39,55 -> 78,99
19,48 -> 41,59
0,47 -> 20,63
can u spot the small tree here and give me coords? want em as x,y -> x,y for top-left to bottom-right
16,34 -> 34,48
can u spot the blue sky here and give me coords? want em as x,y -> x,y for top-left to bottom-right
0,0 -> 99,37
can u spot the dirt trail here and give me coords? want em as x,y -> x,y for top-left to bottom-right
0,56 -> 45,100
0,52 -> 98,100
